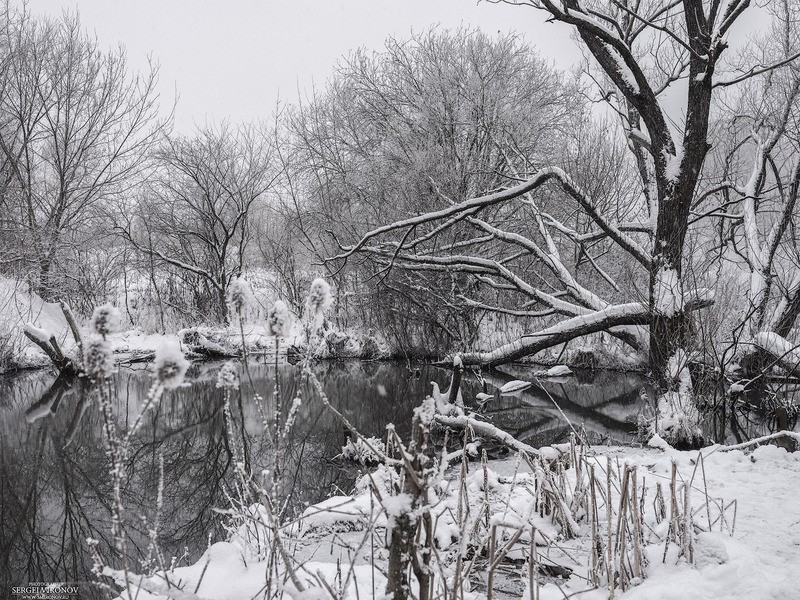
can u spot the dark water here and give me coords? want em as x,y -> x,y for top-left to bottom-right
0,359 -> 792,596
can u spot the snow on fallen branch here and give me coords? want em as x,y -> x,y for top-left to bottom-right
459,302 -> 649,367
458,292 -> 714,368
434,413 -> 540,457
22,321 -> 75,374
752,331 -> 800,374
23,322 -> 53,345
714,431 -> 800,452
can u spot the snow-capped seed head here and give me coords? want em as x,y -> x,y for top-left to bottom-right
216,360 -> 239,390
267,300 -> 293,337
84,334 -> 114,380
153,338 -> 190,389
306,278 -> 332,326
91,303 -> 122,337
227,277 -> 254,315
283,397 -> 303,437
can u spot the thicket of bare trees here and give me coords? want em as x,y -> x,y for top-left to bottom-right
116,123 -> 279,323
285,28 -> 593,354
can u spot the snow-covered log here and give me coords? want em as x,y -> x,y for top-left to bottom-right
752,332 -> 800,374
434,413 -> 540,457
22,322 -> 75,374
459,303 -> 649,367
717,430 -> 800,452
23,322 -> 52,345
458,292 -> 713,368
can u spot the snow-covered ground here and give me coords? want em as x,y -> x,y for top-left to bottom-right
104,440 -> 800,600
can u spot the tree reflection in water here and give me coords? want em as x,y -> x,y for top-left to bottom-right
0,360 -> 727,598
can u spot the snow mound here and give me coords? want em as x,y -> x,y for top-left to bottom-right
0,277 -> 72,369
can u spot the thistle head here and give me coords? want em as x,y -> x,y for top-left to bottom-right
153,338 -> 190,389
216,360 -> 240,390
227,277 -> 254,316
267,300 -> 293,337
306,278 -> 333,328
91,304 -> 122,337
84,334 -> 114,380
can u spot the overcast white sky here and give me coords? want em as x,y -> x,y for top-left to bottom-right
21,0 -> 582,133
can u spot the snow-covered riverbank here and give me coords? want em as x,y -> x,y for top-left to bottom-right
103,438 -> 800,600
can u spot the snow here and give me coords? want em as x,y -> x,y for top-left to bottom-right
753,331 -> 800,371
22,322 -> 53,344
647,433 -> 670,450
619,445 -> 800,600
0,277 -> 72,369
654,266 -> 684,317
544,364 -> 572,377
110,441 -> 800,600
664,144 -> 684,183
629,128 -> 651,147
299,494 -> 377,533
341,436 -> 386,465
381,493 -> 412,518
608,46 -> 641,93
499,379 -> 532,395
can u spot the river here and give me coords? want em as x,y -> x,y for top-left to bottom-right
0,358 -> 793,596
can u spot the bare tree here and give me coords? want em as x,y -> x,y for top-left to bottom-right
696,0 -> 800,374
117,123 -> 279,323
288,27 -> 587,350
0,5 -> 166,302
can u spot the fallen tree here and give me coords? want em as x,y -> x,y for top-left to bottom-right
752,331 -> 800,376
456,294 -> 713,368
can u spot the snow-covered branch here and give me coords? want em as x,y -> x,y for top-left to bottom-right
434,413 -> 540,457
331,166 -> 652,268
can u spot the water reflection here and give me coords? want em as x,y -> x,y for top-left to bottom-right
2,359 -> 788,597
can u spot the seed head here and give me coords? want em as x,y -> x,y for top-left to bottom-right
228,277 -> 254,316
306,278 -> 333,328
91,304 -> 122,337
267,300 -> 293,337
153,338 -> 190,389
216,360 -> 240,390
84,334 -> 114,380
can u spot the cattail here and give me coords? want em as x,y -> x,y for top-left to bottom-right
153,339 -> 189,389
227,277 -> 254,316
84,334 -> 114,379
306,278 -> 332,328
91,304 -> 122,337
267,300 -> 293,337
216,360 -> 240,390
